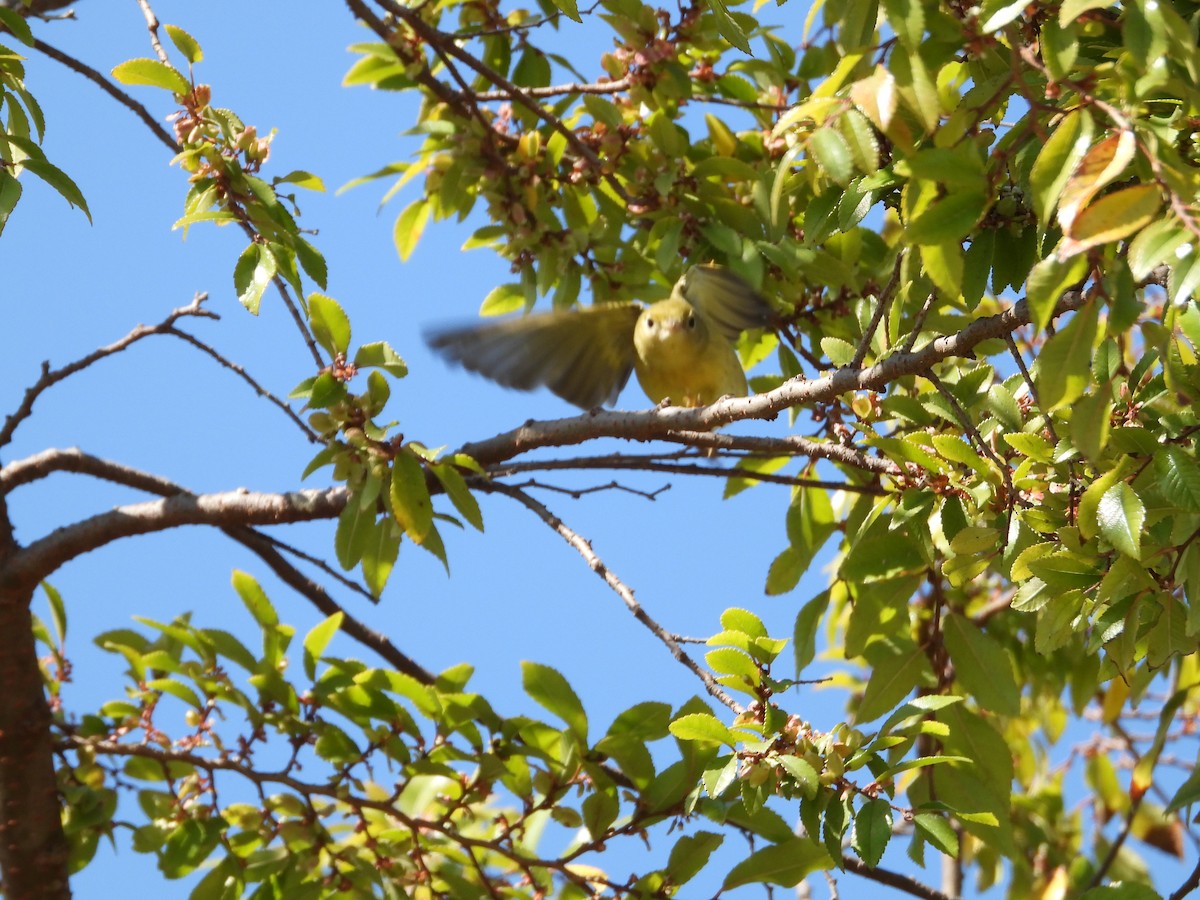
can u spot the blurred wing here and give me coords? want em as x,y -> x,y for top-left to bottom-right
425,304 -> 643,409
676,264 -> 773,343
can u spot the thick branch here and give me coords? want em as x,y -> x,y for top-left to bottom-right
7,487 -> 349,589
0,449 -> 432,680
841,855 -> 953,900
461,293 -> 1084,468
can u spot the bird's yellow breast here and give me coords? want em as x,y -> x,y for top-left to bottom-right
632,298 -> 748,406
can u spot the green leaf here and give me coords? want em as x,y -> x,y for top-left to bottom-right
793,592 -> 830,675
722,838 -> 832,888
361,516 -> 401,596
479,282 -> 524,316
705,647 -> 759,682
232,571 -> 278,628
275,169 -> 326,192
1154,446 -> 1200,512
1096,482 -> 1144,559
1128,217 -> 1191,280
913,812 -> 959,857
1036,297 -> 1099,410
145,677 -> 202,710
706,0 -> 751,53
1077,885 -> 1167,900
720,608 -> 768,638
906,192 -> 987,245
353,341 -> 407,377
522,661 -> 588,741
1025,253 -> 1088,334
302,613 -> 343,681
0,171 -> 23,237
581,789 -> 618,840
777,755 -> 819,798
670,712 -> 737,747
308,292 -> 351,356
821,336 -> 857,366
1165,763 -> 1200,814
41,581 -> 66,645
1030,109 -> 1092,228
393,198 -> 430,261
766,546 -> 804,595
18,156 -> 91,222
1059,184 -> 1161,257
0,8 -> 34,45
666,831 -> 723,886
431,462 -> 484,531
856,644 -> 932,722
942,613 -> 1019,716
111,58 -> 191,94
335,503 -> 371,569
852,798 -> 892,867
1071,388 -> 1113,462
233,243 -> 276,314
547,0 -> 582,21
390,451 -> 433,543
164,24 -> 203,63
809,127 -> 854,185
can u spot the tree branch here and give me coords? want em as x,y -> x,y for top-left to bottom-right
484,481 -> 742,712
492,455 -> 887,494
31,37 -> 177,151
0,294 -> 216,448
841,855 -> 954,900
7,486 -> 348,589
0,449 -> 431,679
365,0 -> 636,206
460,291 -> 1086,468
162,327 -> 319,443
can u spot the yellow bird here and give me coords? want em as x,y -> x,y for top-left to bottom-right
426,265 -> 772,409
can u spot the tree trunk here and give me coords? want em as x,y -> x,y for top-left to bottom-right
0,573 -> 70,899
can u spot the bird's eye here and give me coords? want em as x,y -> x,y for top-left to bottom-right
645,318 -> 655,329
687,315 -> 696,328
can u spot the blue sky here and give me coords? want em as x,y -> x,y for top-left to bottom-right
8,3 -> 1192,898
0,1 -> 861,896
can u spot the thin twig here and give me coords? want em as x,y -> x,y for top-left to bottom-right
32,38 -> 177,151
658,432 -> 901,475
850,253 -> 904,369
135,0 -> 170,64
0,294 -> 216,448
372,0 -> 635,206
494,456 -> 888,494
484,481 -> 741,712
901,292 -> 936,353
464,77 -> 633,101
511,478 -> 671,501
1169,858 -> 1200,900
1003,332 -> 1057,442
250,532 -> 379,605
163,327 -> 319,443
929,373 -> 1017,546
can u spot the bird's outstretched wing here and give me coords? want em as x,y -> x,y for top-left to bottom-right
676,264 -> 773,343
425,304 -> 644,409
